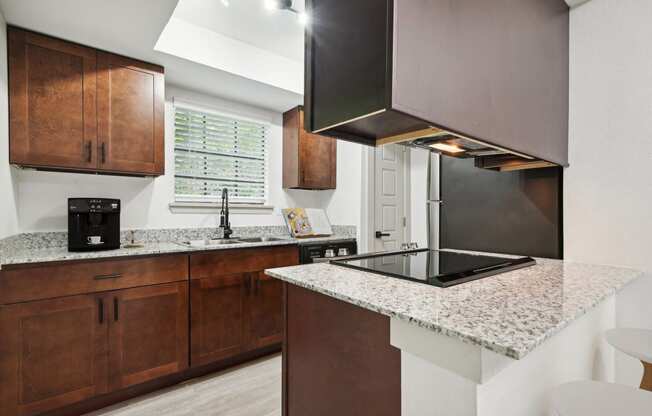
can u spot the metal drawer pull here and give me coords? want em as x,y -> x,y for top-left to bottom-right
93,273 -> 123,280
114,297 -> 119,321
98,299 -> 104,324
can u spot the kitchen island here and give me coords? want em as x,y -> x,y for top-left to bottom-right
266,252 -> 644,416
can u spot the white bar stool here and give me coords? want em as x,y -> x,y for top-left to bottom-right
605,328 -> 652,391
550,380 -> 652,416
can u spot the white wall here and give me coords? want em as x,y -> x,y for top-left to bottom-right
0,10 -> 18,239
14,85 -> 363,235
566,0 -> 652,386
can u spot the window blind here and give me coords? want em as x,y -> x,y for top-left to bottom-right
174,105 -> 268,204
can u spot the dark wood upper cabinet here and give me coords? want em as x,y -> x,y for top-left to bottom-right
97,52 -> 165,175
304,0 -> 569,167
8,26 -> 165,176
108,282 -> 188,391
0,294 -> 108,416
8,27 -> 98,170
283,106 -> 336,190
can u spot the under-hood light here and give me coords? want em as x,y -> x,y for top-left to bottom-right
429,142 -> 465,154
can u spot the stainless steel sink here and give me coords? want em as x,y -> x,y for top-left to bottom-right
236,237 -> 287,243
176,239 -> 243,248
175,236 -> 288,248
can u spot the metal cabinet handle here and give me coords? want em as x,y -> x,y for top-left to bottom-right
101,143 -> 106,164
244,275 -> 251,294
98,299 -> 104,324
255,275 -> 261,295
94,273 -> 122,280
375,231 -> 390,238
86,141 -> 92,163
114,297 -> 119,321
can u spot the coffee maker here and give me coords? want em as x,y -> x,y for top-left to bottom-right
68,198 -> 121,251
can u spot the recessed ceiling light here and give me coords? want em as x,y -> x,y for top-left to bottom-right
429,142 -> 465,154
221,0 -> 230,6
298,11 -> 309,25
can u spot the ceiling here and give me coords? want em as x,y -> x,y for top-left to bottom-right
0,0 -> 303,112
174,0 -> 305,62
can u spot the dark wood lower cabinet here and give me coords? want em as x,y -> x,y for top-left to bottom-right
0,294 -> 108,416
189,246 -> 299,368
283,283 -> 401,416
0,246 -> 299,416
190,273 -> 248,367
248,271 -> 284,349
108,282 -> 188,390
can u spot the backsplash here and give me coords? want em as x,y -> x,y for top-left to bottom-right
0,225 -> 357,252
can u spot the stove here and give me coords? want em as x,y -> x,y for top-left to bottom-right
331,249 -> 535,288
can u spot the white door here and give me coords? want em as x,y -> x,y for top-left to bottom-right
373,144 -> 406,253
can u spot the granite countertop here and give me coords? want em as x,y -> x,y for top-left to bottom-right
0,234 -> 356,269
265,251 -> 644,360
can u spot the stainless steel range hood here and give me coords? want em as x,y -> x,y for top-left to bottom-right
304,0 -> 569,171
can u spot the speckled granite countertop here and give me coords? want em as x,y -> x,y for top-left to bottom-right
0,234 -> 356,269
266,251 -> 644,360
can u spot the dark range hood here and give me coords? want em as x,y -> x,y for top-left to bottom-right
304,0 -> 569,170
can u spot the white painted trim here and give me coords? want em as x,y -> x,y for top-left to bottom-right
169,202 -> 274,214
361,146 -> 376,253
402,146 -> 412,245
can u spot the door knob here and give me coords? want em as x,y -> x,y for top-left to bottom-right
375,231 -> 390,238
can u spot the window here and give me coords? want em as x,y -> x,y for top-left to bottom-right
174,103 -> 268,204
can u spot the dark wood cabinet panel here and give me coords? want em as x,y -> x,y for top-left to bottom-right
0,254 -> 189,305
190,274 -> 248,367
108,282 -> 188,390
97,52 -> 165,175
248,271 -> 284,349
284,283 -> 401,416
8,27 -> 98,170
8,27 -> 165,176
283,106 -> 336,190
190,245 -> 299,279
0,294 -> 108,416
190,246 -> 298,367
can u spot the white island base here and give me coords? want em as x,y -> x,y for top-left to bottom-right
392,297 -> 616,416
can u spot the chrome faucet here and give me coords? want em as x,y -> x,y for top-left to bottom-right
219,188 -> 233,239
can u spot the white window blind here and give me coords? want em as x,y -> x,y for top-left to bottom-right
174,104 -> 268,204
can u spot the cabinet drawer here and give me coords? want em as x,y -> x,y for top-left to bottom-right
190,245 -> 299,279
0,255 -> 189,305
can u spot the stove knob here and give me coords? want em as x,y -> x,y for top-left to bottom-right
338,248 -> 349,256
324,249 -> 335,258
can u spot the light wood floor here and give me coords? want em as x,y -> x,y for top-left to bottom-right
86,354 -> 281,416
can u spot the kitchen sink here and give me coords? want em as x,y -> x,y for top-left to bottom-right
176,239 -> 243,248
175,236 -> 289,248
236,237 -> 288,243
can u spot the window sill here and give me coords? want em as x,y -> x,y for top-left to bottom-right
169,202 -> 275,214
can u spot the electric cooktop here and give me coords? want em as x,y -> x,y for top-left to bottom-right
331,249 -> 536,288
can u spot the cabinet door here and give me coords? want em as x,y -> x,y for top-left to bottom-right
97,52 -> 164,175
108,282 -> 188,391
8,27 -> 97,170
299,110 -> 337,189
0,294 -> 108,416
247,271 -> 284,349
190,274 -> 248,367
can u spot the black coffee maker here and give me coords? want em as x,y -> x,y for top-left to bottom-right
68,198 -> 121,251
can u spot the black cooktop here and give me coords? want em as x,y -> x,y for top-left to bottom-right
331,249 -> 535,288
